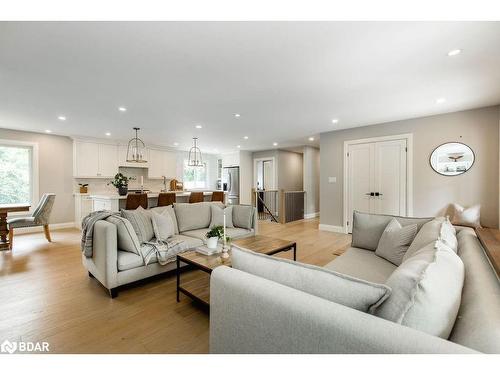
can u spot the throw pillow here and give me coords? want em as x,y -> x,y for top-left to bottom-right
121,206 -> 154,244
174,202 -> 212,232
231,246 -> 391,313
403,217 -> 445,262
209,205 -> 233,229
375,218 -> 418,266
105,215 -> 141,255
232,205 -> 254,230
150,205 -> 179,234
374,240 -> 464,339
440,217 -> 458,252
450,203 -> 482,229
151,210 -> 175,241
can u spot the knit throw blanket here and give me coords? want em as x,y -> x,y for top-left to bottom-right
81,210 -> 117,257
141,239 -> 191,266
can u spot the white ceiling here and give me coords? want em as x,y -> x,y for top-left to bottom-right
1,21 -> 499,153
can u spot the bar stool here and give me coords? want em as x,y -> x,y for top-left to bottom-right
157,192 -> 176,207
189,192 -> 204,203
211,191 -> 224,203
126,193 -> 148,210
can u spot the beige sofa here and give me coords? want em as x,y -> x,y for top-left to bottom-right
83,202 -> 257,297
210,212 -> 500,354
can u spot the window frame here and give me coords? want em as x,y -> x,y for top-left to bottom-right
0,139 -> 39,215
182,159 -> 208,190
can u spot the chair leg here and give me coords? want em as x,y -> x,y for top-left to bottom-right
43,224 -> 52,242
8,228 -> 13,250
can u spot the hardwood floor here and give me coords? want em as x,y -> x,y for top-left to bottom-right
0,218 -> 351,353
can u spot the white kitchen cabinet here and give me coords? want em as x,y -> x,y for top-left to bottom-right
118,145 -> 149,168
147,149 -> 177,179
98,144 -> 118,177
73,141 -> 118,178
222,152 -> 240,168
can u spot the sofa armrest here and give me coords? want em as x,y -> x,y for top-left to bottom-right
210,266 -> 476,354
85,220 -> 118,289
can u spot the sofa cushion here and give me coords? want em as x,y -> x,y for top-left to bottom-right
351,211 -> 432,251
232,205 -> 254,230
231,247 -> 391,313
374,241 -> 464,339
440,217 -> 458,252
448,228 -> 500,353
117,251 -> 144,271
151,210 -> 175,241
151,205 -> 179,234
225,227 -> 254,239
120,206 -> 155,244
105,215 -> 141,255
210,205 -> 234,229
174,202 -> 215,232
140,235 -> 204,265
324,247 -> 397,284
375,218 -> 418,265
403,217 -> 445,262
181,227 -> 253,242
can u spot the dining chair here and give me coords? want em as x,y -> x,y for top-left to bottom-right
189,192 -> 204,203
211,191 -> 225,203
7,193 -> 56,249
157,192 -> 176,207
125,193 -> 148,210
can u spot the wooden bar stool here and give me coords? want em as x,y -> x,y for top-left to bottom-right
189,192 -> 204,203
126,193 -> 148,210
211,191 -> 224,203
157,192 -> 176,207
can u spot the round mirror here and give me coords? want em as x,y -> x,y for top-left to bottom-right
430,142 -> 475,176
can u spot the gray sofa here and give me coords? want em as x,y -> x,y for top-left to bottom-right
83,202 -> 257,297
210,212 -> 500,354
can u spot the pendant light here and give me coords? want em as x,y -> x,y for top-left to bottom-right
188,137 -> 204,167
126,127 -> 147,163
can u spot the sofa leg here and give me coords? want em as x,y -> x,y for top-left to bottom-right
88,271 -> 94,278
43,224 -> 52,242
109,288 -> 118,298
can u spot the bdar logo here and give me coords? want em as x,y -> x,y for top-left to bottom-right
1,340 -> 17,354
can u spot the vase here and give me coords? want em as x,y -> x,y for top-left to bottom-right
118,186 -> 128,196
206,237 -> 218,249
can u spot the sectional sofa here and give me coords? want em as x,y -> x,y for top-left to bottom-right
83,202 -> 257,297
210,211 -> 500,354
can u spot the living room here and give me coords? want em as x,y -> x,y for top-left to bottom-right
1,1 -> 500,374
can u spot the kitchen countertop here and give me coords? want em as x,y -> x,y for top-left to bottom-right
85,191 -> 225,200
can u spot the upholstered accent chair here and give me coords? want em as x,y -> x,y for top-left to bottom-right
157,192 -> 176,207
125,193 -> 148,210
211,191 -> 224,203
189,192 -> 204,203
7,193 -> 56,249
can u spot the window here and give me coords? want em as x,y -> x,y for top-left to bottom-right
0,140 -> 38,206
183,159 -> 207,189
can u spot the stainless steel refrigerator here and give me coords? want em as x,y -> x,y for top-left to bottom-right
223,166 -> 240,205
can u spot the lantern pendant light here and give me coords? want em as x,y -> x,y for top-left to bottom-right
188,137 -> 204,167
126,127 -> 147,163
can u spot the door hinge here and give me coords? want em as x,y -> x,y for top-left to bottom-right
347,152 -> 350,157
347,221 -> 349,226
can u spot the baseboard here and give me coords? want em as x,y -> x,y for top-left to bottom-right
318,224 -> 346,233
13,222 -> 76,234
304,212 -> 320,219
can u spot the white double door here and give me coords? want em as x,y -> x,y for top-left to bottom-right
346,138 -> 408,232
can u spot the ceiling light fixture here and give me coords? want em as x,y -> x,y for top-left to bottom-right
308,137 -> 314,141
234,113 -> 241,118
188,137 -> 204,167
331,119 -> 339,124
126,127 -> 147,163
195,124 -> 203,129
447,49 -> 462,56
105,132 -> 111,136
273,142 -> 278,146
118,107 -> 127,112
436,97 -> 447,104
45,129 -> 52,133
58,116 -> 66,121
243,136 -> 249,140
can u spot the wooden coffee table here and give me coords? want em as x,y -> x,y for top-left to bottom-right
176,235 -> 297,307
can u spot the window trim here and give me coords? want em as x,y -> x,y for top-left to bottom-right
0,139 -> 39,215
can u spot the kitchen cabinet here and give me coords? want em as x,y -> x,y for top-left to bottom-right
222,152 -> 240,168
118,145 -> 149,168
147,149 -> 177,179
73,141 -> 118,178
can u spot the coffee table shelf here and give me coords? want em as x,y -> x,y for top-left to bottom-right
178,276 -> 210,306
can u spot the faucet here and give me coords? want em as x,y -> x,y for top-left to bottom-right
162,176 -> 168,192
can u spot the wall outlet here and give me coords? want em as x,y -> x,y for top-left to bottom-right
328,176 -> 337,183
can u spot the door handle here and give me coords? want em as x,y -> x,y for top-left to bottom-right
374,192 -> 383,197
365,192 -> 375,196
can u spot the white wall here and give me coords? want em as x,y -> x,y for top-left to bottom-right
303,146 -> 320,217
239,151 -> 253,205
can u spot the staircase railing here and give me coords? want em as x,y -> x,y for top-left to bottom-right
252,189 -> 279,222
279,190 -> 305,224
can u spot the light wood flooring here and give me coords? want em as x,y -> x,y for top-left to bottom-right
0,218 -> 351,353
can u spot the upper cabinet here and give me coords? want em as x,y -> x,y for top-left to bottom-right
222,152 -> 240,168
118,145 -> 149,168
73,141 -> 118,178
147,148 -> 177,179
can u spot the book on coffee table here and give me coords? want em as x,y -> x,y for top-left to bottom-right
195,244 -> 223,256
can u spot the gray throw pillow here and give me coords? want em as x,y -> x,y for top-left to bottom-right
121,206 -> 154,244
375,218 -> 418,266
231,246 -> 391,312
403,217 -> 445,262
151,205 -> 179,234
151,210 -> 175,241
209,205 -> 234,229
174,202 -> 213,232
232,205 -> 254,230
105,215 -> 141,255
374,240 -> 464,339
440,217 -> 458,252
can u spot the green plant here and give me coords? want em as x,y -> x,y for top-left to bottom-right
108,173 -> 134,188
205,225 -> 230,242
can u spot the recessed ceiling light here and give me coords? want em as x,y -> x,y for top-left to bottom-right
447,49 -> 462,57
105,132 -> 111,136
45,129 -> 52,133
213,148 -> 219,153
234,113 -> 241,118
57,116 -> 66,121
195,124 -> 203,129
331,119 -> 339,124
173,142 -> 179,146
308,137 -> 314,141
118,106 -> 127,112
273,142 -> 278,146
243,136 -> 249,140
237,145 -> 241,148
436,97 -> 447,104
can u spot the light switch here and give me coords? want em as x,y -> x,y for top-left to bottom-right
328,177 -> 337,183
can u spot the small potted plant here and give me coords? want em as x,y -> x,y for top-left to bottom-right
205,225 -> 230,250
108,173 -> 134,196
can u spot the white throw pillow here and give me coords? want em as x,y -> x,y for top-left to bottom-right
151,210 -> 175,241
209,205 -> 234,229
120,206 -> 155,244
440,217 -> 458,252
375,218 -> 418,266
450,203 -> 481,228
